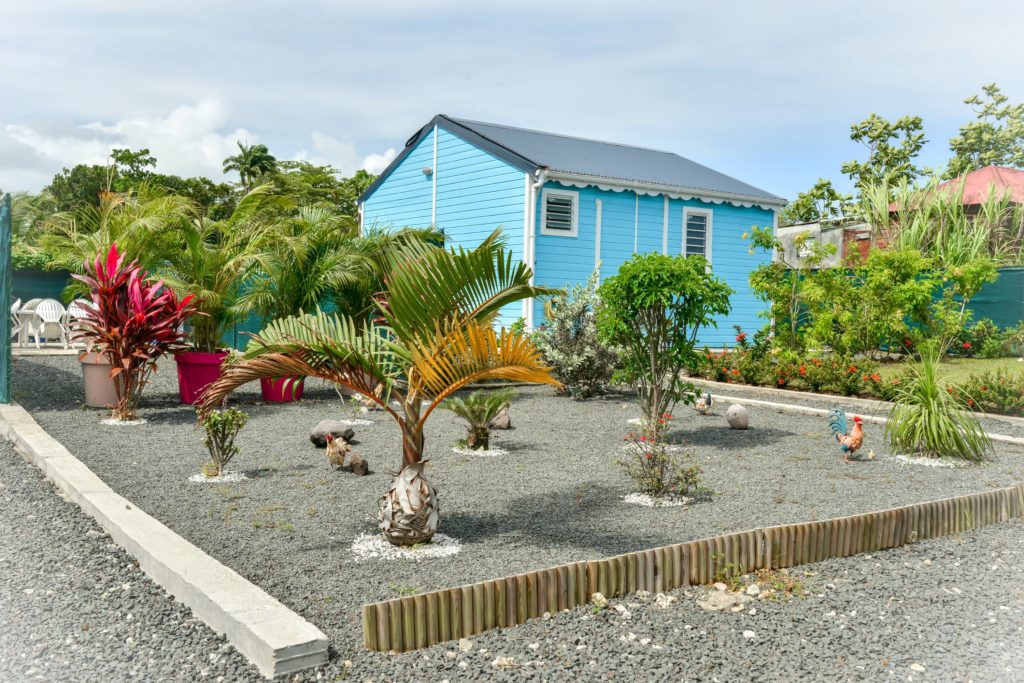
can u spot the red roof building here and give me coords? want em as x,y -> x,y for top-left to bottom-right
890,165 -> 1024,211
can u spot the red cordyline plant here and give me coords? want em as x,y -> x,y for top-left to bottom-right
73,244 -> 198,421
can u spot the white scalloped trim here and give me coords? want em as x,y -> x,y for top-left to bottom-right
551,178 -> 779,211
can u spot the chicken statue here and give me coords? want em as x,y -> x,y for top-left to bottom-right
694,390 -> 715,416
828,409 -> 864,462
324,433 -> 352,470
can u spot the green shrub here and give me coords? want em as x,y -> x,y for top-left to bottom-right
884,345 -> 991,462
199,408 -> 249,476
441,388 -> 515,450
533,273 -> 618,399
959,369 -> 1024,416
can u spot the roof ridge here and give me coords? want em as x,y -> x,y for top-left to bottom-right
451,116 -> 677,156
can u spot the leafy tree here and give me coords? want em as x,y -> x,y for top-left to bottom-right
222,141 -> 278,192
841,113 -> 927,192
779,178 -> 852,226
338,169 -> 376,217
946,83 -> 1024,178
199,231 -> 560,546
46,164 -> 113,212
271,162 -> 376,218
110,148 -> 157,185
596,253 -> 732,427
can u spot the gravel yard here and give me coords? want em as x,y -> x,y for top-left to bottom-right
8,354 -> 1024,681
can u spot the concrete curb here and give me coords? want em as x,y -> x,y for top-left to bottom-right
712,394 -> 1024,448
0,403 -> 328,679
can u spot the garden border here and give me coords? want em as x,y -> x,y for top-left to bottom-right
0,403 -> 329,679
360,481 -> 1024,652
690,377 -> 1024,428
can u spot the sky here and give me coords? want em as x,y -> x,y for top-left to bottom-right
3,0 -> 1024,201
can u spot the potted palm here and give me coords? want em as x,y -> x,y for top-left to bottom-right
240,206 -> 362,402
73,244 -> 197,422
165,186 -> 288,404
201,230 -> 561,545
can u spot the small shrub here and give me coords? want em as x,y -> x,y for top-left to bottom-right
960,369 -> 1024,416
441,388 -> 514,450
885,344 -> 991,461
199,408 -> 249,476
618,416 -> 702,498
533,272 -> 618,399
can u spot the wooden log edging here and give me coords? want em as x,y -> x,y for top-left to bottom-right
361,482 -> 1024,652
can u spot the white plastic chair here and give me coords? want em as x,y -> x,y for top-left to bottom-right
10,298 -> 22,343
32,299 -> 69,349
64,299 -> 91,347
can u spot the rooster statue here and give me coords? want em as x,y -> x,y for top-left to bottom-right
828,409 -> 865,462
324,433 -> 352,470
694,390 -> 715,416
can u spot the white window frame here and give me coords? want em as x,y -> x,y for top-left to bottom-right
540,188 -> 579,237
682,207 -> 713,263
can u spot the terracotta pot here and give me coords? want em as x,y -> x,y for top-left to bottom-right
174,350 -> 229,405
79,351 -> 119,408
260,376 -> 305,403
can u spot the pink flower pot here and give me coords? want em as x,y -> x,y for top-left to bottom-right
174,351 -> 229,405
260,376 -> 305,403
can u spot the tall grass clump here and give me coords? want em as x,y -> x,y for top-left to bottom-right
885,343 -> 992,462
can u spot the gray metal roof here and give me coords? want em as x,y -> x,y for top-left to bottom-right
448,116 -> 784,203
360,114 -> 784,205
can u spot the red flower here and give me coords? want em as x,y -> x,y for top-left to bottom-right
980,386 -> 988,392
847,365 -> 858,374
661,412 -> 673,419
736,332 -> 747,342
947,387 -> 954,394
891,378 -> 900,385
639,435 -> 648,442
967,398 -> 975,406
962,341 -> 971,349
799,365 -> 807,376
644,453 -> 652,459
777,377 -> 786,385
732,368 -> 740,376
903,338 -> 913,346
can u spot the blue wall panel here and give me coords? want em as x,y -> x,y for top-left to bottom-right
362,128 -> 435,230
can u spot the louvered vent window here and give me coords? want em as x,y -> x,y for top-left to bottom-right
685,212 -> 709,258
541,190 -> 578,236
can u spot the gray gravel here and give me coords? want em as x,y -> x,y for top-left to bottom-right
9,355 -> 1024,681
0,440 -> 259,681
691,378 -> 1024,439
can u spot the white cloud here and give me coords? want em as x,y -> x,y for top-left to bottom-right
5,99 -> 255,185
296,132 -> 397,175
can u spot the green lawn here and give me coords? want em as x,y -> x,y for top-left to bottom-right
877,356 -> 1024,384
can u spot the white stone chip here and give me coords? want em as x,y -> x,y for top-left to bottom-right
350,533 -> 462,562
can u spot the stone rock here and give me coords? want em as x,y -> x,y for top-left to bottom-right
697,590 -> 750,612
458,638 -> 473,652
713,582 -> 728,592
492,656 -> 516,668
726,404 -> 749,430
348,454 -> 369,476
310,420 -> 355,447
745,584 -> 761,597
591,592 -> 608,608
743,630 -> 756,640
489,406 -> 511,430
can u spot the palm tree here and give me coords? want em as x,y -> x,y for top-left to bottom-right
442,388 -> 515,450
161,185 -> 292,352
222,142 -> 278,192
41,183 -> 194,296
199,230 -> 561,546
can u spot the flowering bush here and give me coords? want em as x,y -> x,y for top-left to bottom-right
73,244 -> 198,421
618,414 -> 701,499
199,407 -> 249,476
959,369 -> 1024,416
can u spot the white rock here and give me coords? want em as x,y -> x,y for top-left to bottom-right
726,404 -> 749,429
713,582 -> 728,592
654,593 -> 677,609
910,663 -> 925,672
492,656 -> 516,669
748,608 -> 757,616
745,584 -> 760,597
591,592 -> 608,608
743,630 -> 756,640
528,643 -> 540,651
458,638 -> 473,652
458,661 -> 468,669
639,638 -> 651,646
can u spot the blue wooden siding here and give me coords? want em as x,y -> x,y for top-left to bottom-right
361,125 -> 526,328
532,182 -> 774,347
361,127 -> 435,231
434,128 -> 526,328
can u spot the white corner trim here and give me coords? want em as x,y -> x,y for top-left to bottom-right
522,173 -> 532,322
0,404 -> 328,679
430,124 -> 438,226
683,206 -> 714,264
539,187 -> 579,237
595,198 -> 603,277
547,172 -> 786,210
662,195 -> 669,254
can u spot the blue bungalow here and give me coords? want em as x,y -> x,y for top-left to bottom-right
358,115 -> 786,346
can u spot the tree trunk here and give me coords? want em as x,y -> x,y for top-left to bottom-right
379,461 -> 439,546
466,426 -> 490,450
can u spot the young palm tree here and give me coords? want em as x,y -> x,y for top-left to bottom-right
199,230 -> 561,545
161,185 -> 292,352
442,388 -> 515,450
41,183 -> 194,295
222,142 -> 278,192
